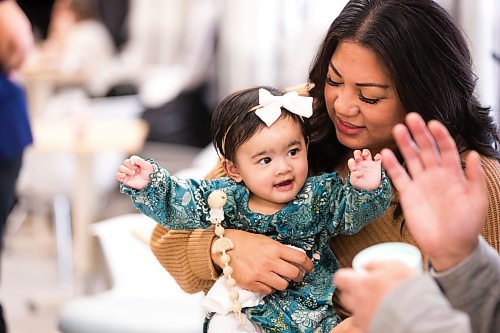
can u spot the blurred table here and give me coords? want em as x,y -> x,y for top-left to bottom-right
19,59 -> 89,116
31,117 -> 148,291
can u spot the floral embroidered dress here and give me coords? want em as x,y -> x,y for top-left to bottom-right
121,160 -> 392,333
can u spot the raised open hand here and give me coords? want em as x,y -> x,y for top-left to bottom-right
381,113 -> 487,271
347,149 -> 382,191
115,155 -> 155,190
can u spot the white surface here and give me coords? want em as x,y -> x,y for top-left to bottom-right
58,214 -> 206,333
352,242 -> 423,272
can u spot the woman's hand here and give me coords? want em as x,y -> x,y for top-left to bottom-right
212,229 -> 313,294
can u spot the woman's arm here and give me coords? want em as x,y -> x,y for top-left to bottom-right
478,155 -> 500,252
150,224 -> 218,294
212,229 -> 313,294
150,225 -> 313,294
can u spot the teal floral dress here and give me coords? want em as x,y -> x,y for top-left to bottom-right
121,160 -> 392,333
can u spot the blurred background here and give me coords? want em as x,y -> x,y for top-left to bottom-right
0,0 -> 498,332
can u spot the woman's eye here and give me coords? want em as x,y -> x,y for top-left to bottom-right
288,148 -> 299,157
326,77 -> 342,87
359,94 -> 380,105
258,157 -> 271,165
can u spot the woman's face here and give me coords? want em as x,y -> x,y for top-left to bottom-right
324,40 -> 406,154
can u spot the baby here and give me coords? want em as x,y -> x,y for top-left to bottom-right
117,87 -> 392,332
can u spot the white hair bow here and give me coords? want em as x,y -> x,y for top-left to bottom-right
254,88 -> 313,126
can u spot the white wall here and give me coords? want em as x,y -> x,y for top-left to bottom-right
437,0 -> 499,123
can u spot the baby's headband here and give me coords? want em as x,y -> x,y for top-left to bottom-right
220,88 -> 313,156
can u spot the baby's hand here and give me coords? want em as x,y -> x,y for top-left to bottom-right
347,149 -> 382,191
115,155 -> 154,190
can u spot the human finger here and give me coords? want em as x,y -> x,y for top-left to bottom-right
427,120 -> 462,176
465,151 -> 487,195
290,266 -> 306,283
405,113 -> 440,168
333,269 -> 361,311
279,245 -> 314,273
254,270 -> 290,292
353,149 -> 362,162
265,257 -> 305,284
224,256 -> 290,293
333,268 -> 359,290
118,164 -> 135,176
392,123 -> 423,178
381,148 -> 411,192
245,281 -> 275,295
361,149 -> 372,160
129,155 -> 142,165
123,158 -> 134,169
115,172 -> 126,182
464,151 -> 488,224
244,281 -> 274,295
347,157 -> 357,173
132,156 -> 153,170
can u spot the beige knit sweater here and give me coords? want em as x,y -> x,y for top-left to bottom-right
150,154 -> 500,295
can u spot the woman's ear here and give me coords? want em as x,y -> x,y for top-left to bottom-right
224,159 -> 243,182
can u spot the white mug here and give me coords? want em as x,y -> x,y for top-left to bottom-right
352,242 -> 423,272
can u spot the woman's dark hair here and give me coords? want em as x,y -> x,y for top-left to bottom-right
308,0 -> 500,174
69,0 -> 100,21
211,86 -> 311,163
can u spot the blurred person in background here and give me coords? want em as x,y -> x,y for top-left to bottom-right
23,0 -> 116,96
92,0 -> 219,147
17,0 -> 55,41
0,0 -> 34,331
94,0 -> 344,148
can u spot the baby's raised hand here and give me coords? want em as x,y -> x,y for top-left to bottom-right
115,155 -> 154,190
347,149 -> 382,191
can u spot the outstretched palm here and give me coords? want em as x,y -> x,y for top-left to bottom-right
381,113 -> 487,271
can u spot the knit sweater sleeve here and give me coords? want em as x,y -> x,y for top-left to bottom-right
150,224 -> 219,294
478,155 -> 500,252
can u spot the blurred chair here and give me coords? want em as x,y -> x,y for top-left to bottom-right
6,93 -> 145,294
57,213 -> 205,333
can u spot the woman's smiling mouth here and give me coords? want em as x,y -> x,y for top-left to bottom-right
335,117 -> 365,135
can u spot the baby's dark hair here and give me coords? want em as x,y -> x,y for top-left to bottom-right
211,86 -> 311,163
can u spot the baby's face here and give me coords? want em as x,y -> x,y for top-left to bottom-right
229,116 -> 309,213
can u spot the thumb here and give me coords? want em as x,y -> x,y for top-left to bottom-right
333,268 -> 359,289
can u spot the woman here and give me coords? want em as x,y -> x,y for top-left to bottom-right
150,0 -> 500,328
